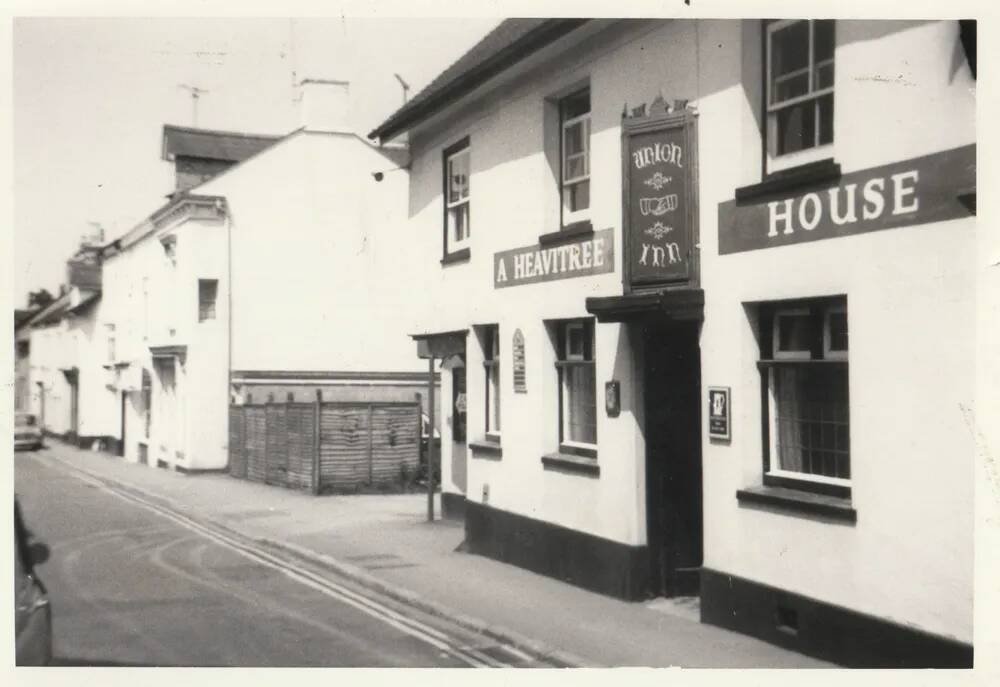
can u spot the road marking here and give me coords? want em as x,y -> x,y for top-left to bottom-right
50,461 -> 523,668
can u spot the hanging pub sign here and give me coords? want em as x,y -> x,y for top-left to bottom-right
622,97 -> 699,291
512,329 -> 527,393
717,144 -> 976,254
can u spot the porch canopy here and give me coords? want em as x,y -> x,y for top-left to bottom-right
585,288 -> 705,324
409,329 -> 468,359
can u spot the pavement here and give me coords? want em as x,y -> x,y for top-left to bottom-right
24,440 -> 832,668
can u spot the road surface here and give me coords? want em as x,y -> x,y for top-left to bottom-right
14,450 -> 541,667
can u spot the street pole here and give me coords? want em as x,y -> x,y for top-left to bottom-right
427,356 -> 435,522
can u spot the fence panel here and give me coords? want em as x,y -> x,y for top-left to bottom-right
319,405 -> 370,490
285,404 -> 316,490
228,407 -> 247,479
370,404 -> 420,484
245,406 -> 268,483
230,401 -> 420,493
265,405 -> 289,486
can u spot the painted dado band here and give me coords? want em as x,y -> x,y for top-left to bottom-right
717,145 -> 975,255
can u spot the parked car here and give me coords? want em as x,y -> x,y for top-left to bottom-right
14,413 -> 43,451
15,498 -> 52,665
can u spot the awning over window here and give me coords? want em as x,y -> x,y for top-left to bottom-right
585,288 -> 704,324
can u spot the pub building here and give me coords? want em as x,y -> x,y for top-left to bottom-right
369,19 -> 976,667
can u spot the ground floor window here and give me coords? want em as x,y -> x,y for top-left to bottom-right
758,296 -> 850,493
480,325 -> 501,438
556,319 -> 597,449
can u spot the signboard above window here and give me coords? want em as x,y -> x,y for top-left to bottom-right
621,96 -> 699,292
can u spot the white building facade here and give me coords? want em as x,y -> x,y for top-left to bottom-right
370,19 -> 976,667
98,79 -> 431,473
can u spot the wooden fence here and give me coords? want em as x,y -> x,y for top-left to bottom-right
228,400 -> 421,493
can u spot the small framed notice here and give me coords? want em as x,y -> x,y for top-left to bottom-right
708,386 -> 731,441
512,329 -> 527,393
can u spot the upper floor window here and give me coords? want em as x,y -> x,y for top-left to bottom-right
561,89 -> 591,226
759,296 -> 850,495
766,20 -> 835,171
198,279 -> 218,322
443,138 -> 470,257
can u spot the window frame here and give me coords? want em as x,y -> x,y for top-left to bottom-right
765,19 -> 835,174
482,325 -> 501,439
556,319 -> 597,453
441,136 -> 471,260
759,297 -> 850,497
560,89 -> 592,227
198,279 -> 218,323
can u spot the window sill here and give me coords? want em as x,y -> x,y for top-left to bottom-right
735,158 -> 841,203
440,248 -> 471,265
541,451 -> 600,477
469,439 -> 502,459
736,485 -> 856,523
538,220 -> 593,246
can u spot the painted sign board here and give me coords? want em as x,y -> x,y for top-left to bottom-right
717,145 -> 975,255
707,386 -> 731,441
512,329 -> 526,393
494,228 -> 614,289
622,103 -> 698,291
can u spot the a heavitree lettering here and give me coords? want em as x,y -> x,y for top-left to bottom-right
501,237 -> 607,283
767,169 -> 920,238
632,141 -> 683,170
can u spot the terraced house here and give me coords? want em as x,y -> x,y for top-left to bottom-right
369,18 -> 977,667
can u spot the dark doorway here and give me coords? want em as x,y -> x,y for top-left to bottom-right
643,320 -> 703,598
119,392 -> 127,457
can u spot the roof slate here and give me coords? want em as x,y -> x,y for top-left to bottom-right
369,18 -> 589,141
162,124 -> 281,163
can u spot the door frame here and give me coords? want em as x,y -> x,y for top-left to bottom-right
642,319 -> 703,598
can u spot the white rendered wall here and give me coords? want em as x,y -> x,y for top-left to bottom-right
403,18 -> 975,642
699,20 -> 976,643
197,131 -> 423,379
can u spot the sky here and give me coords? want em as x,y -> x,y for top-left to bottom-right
11,15 -> 500,305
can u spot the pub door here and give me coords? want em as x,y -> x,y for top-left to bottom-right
644,319 -> 703,598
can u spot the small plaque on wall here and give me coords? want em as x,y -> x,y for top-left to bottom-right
708,386 -> 731,441
605,381 -> 621,418
512,329 -> 526,393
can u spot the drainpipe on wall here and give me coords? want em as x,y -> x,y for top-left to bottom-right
224,200 -> 233,467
